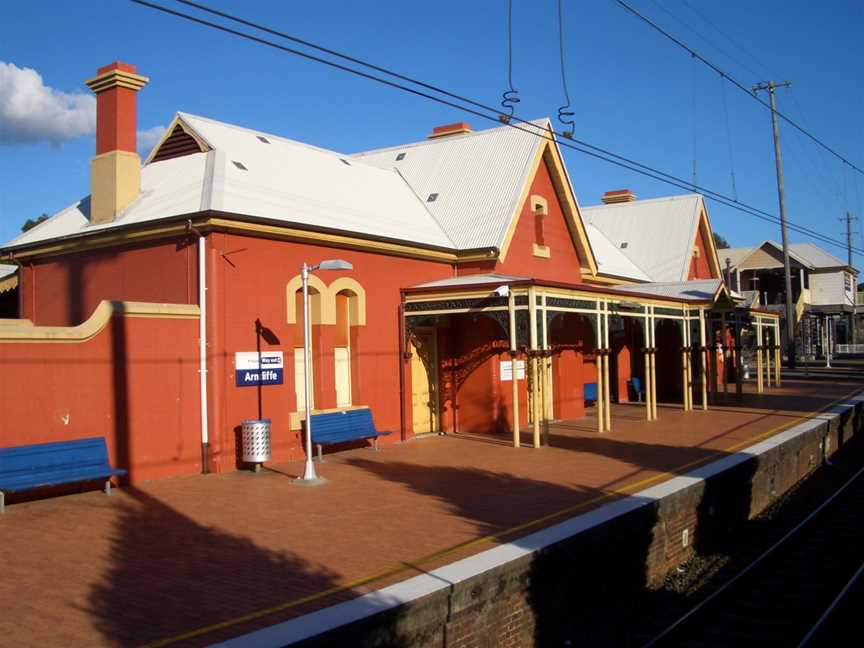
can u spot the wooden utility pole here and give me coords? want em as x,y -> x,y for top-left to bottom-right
842,211 -> 858,344
753,80 -> 795,368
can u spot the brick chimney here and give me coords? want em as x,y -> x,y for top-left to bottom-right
601,189 -> 637,204
85,62 -> 149,224
428,122 -> 473,139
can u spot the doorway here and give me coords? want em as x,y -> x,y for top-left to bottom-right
410,328 -> 439,435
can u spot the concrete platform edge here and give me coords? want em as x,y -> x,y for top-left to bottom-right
215,391 -> 864,648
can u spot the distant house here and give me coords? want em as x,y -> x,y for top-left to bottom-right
0,265 -> 17,318
718,240 -> 859,352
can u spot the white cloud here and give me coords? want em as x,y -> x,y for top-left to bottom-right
0,61 -> 96,146
137,125 -> 167,158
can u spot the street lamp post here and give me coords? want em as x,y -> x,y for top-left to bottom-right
298,259 -> 353,483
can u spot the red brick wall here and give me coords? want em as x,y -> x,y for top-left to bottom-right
21,240 -> 195,326
0,312 -> 200,483
688,218 -> 715,280
203,232 -> 452,471
495,158 -> 585,283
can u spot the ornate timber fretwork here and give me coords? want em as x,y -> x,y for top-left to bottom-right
545,297 -> 597,311
405,296 -> 509,313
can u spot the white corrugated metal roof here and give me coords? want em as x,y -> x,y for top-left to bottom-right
0,264 -> 16,280
789,242 -> 851,270
4,112 -> 457,251
582,194 -> 707,282
411,273 -> 529,289
584,224 -> 651,281
352,120 -> 546,251
615,278 -> 722,302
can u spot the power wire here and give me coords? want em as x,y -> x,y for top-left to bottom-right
129,0 -> 864,256
615,0 -> 864,180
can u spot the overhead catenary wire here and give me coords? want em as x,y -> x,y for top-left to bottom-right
500,0 -> 520,121
719,75 -> 738,201
615,0 -> 864,180
129,0 -> 864,256
556,0 -> 575,138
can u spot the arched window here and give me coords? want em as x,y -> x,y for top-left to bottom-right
330,278 -> 366,408
286,274 -> 328,411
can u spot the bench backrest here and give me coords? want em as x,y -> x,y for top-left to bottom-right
583,382 -> 598,402
0,437 -> 113,479
310,408 -> 377,444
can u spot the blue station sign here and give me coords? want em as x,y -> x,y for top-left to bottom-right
235,351 -> 284,387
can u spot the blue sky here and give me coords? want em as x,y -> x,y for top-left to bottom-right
1,0 -> 862,261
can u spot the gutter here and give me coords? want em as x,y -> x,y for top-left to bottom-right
187,220 -> 210,473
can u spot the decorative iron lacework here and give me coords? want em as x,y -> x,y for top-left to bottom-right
546,310 -> 597,338
405,315 -> 439,333
514,295 -> 529,306
610,302 -> 644,314
545,297 -> 596,310
405,296 -> 508,313
654,307 -> 684,317
483,311 -> 510,338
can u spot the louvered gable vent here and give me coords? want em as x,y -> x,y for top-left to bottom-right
150,124 -> 207,163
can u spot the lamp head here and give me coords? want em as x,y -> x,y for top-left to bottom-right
494,285 -> 510,297
316,259 -> 353,271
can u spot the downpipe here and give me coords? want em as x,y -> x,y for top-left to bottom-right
187,221 -> 210,473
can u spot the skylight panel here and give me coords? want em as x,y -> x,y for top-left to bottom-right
232,161 -> 248,170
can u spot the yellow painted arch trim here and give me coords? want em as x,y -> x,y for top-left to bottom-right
0,301 -> 199,344
286,275 -> 368,326
286,274 -> 330,325
329,277 -> 367,326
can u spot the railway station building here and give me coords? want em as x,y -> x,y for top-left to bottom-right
0,62 -> 780,482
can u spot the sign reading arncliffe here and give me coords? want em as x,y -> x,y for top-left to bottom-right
235,351 -> 284,387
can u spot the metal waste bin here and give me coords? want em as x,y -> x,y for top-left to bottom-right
241,418 -> 272,467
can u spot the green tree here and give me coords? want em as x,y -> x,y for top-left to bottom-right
713,232 -> 731,250
21,213 -> 49,233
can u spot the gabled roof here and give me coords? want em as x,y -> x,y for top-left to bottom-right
3,114 -> 601,271
352,120 -> 544,251
717,239 -> 820,270
4,112 -> 459,252
789,242 -> 853,271
582,194 -> 718,282
584,224 -> 651,281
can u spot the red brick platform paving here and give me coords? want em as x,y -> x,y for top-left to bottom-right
1,379 -> 860,647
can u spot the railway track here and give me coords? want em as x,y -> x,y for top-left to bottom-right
641,456 -> 864,647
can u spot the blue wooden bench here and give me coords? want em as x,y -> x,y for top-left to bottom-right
584,382 -> 598,404
630,376 -> 644,402
0,437 -> 126,513
308,408 -> 390,462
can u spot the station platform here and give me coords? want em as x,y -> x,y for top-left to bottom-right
1,378 -> 861,647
